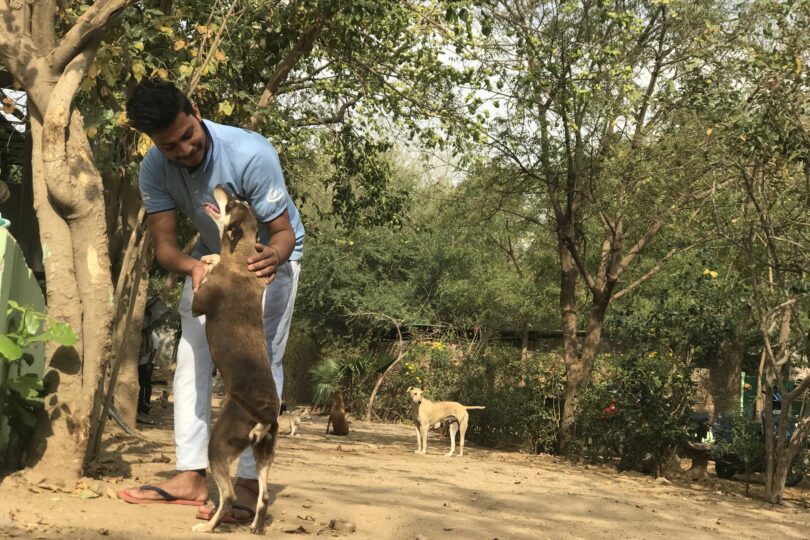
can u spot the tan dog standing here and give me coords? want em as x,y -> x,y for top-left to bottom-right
191,185 -> 279,534
325,390 -> 349,436
407,387 -> 484,457
279,406 -> 311,436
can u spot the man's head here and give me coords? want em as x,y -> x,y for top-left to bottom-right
126,78 -> 208,168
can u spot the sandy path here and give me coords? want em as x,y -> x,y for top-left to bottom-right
0,399 -> 807,539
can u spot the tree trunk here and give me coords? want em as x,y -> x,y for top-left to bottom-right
762,304 -> 794,503
709,338 -> 744,421
27,106 -> 115,481
557,233 -> 580,452
520,319 -> 530,361
365,344 -> 409,422
113,266 -> 150,428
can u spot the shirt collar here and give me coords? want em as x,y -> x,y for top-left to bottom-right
199,120 -> 217,173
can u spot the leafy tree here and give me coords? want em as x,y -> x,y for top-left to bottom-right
2,0 -> 470,479
460,0 -> 726,449
694,0 -> 810,503
0,0 -> 130,481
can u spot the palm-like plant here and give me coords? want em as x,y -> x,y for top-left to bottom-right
309,351 -> 378,405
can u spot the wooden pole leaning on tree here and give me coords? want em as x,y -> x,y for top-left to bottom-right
160,233 -> 199,299
86,208 -> 152,462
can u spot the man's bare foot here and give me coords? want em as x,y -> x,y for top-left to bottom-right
118,470 -> 208,504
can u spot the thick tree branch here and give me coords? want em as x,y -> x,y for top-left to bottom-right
560,231 -> 597,294
31,0 -> 57,51
612,180 -> 726,281
249,18 -> 326,130
48,0 -> 128,73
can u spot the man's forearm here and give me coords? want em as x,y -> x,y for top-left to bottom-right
154,241 -> 201,276
267,228 -> 296,263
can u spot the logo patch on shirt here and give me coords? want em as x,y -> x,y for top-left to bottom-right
266,186 -> 285,205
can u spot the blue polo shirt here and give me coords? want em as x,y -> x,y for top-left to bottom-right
139,120 -> 304,260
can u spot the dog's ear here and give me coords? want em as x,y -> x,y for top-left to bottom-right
407,386 -> 413,392
225,221 -> 243,245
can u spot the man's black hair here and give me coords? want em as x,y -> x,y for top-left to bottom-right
126,78 -> 194,134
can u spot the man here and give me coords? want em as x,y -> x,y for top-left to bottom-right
118,78 -> 304,522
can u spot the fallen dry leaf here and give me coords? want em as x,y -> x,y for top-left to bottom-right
281,524 -> 309,534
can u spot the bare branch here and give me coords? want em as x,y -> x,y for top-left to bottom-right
292,98 -> 359,127
186,1 -> 247,96
612,180 -> 727,281
613,244 -> 697,301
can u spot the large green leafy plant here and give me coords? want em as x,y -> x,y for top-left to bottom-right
0,301 -> 77,470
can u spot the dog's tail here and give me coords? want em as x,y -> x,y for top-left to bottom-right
465,406 -> 486,410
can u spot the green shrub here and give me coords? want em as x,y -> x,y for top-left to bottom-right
319,340 -> 566,453
710,413 -> 761,480
574,352 -> 694,475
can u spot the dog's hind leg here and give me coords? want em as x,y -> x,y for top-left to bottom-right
193,399 -> 247,533
249,422 -> 271,445
458,416 -> 469,457
445,421 -> 459,457
250,423 -> 278,534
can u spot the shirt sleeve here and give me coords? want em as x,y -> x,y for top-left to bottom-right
139,151 -> 176,214
241,139 -> 290,223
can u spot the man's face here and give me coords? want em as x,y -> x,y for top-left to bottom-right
150,105 -> 207,168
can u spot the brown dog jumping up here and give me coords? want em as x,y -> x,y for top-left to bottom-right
325,390 -> 349,436
191,185 -> 279,534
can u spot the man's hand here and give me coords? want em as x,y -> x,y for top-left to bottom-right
191,262 -> 208,292
248,243 -> 281,284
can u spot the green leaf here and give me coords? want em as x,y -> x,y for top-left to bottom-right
24,311 -> 41,335
8,373 -> 44,399
78,489 -> 100,500
14,407 -> 38,428
0,335 -> 22,361
28,322 -> 78,346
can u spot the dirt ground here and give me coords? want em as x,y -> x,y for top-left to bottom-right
1,395 -> 808,540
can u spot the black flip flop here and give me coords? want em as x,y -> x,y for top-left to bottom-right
118,485 -> 205,506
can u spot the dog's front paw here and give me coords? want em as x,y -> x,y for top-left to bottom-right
200,254 -> 221,265
192,522 -> 217,533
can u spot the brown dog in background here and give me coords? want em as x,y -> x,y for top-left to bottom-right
191,185 -> 279,534
325,390 -> 349,436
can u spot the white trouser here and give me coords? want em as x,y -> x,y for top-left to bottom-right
173,260 -> 300,479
